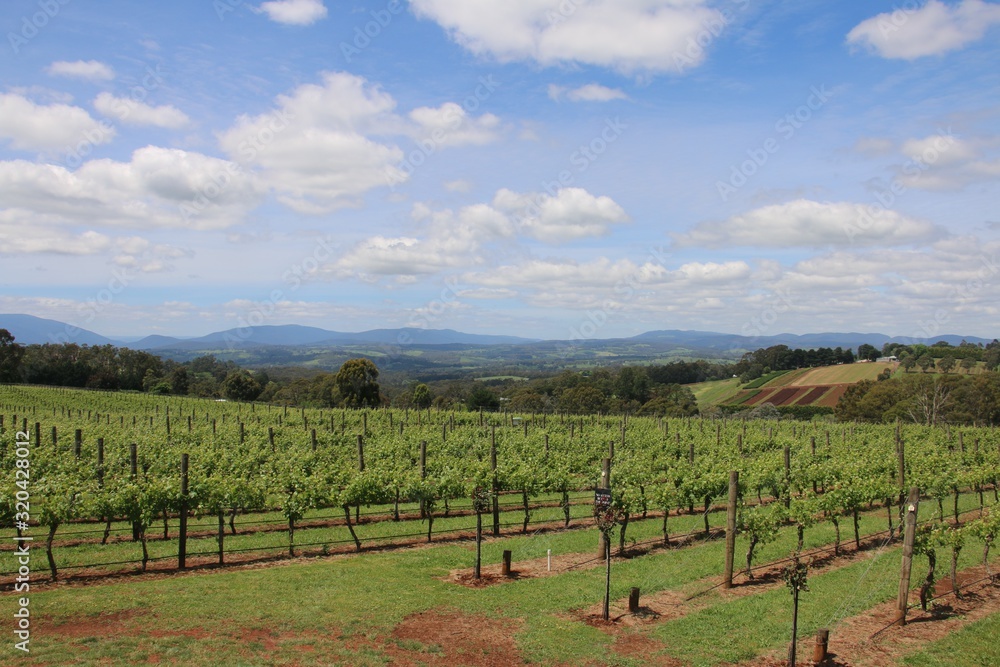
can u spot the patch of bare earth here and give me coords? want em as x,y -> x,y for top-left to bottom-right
374,609 -> 526,666
747,563 -> 1000,667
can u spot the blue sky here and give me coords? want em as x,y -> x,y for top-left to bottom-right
1,0 -> 998,340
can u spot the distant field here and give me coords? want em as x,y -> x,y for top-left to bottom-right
689,377 -> 742,407
779,362 -> 896,386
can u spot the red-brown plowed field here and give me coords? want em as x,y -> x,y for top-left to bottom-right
814,383 -> 850,407
743,388 -> 775,405
794,385 -> 831,405
768,387 -> 803,406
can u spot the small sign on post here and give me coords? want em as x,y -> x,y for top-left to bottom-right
594,488 -> 612,512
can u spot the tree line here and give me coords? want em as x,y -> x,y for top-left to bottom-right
2,328 -> 998,422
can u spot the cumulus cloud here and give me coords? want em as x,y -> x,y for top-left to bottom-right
332,186 -> 627,280
46,60 -> 115,81
409,0 -> 726,74
847,0 -> 1000,59
0,93 -> 114,151
674,199 -> 939,248
548,83 -> 629,102
333,202 -> 513,279
93,93 -> 190,128
409,102 -> 502,146
257,0 -> 327,25
0,146 -> 261,232
0,225 -> 111,255
218,72 -> 404,213
216,72 -> 504,213
493,187 -> 629,242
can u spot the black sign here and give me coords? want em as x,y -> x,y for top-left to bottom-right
594,488 -> 612,510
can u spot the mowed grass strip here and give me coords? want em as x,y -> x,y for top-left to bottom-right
902,611 -> 1000,667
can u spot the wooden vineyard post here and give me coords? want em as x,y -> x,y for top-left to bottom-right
74,429 -> 82,458
268,427 -> 275,451
598,457 -> 612,558
812,629 -> 829,664
810,437 -> 818,493
97,438 -> 105,487
356,435 -> 365,471
783,446 -> 791,509
130,444 -> 140,541
723,470 -> 739,589
895,487 -> 920,626
629,587 -> 640,613
491,426 -> 500,537
502,550 -> 512,577
419,440 -> 427,518
34,422 -> 40,451
179,453 -> 189,569
311,428 -> 317,452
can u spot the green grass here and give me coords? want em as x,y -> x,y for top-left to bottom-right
902,611 -> 1000,666
7,492 -> 992,666
689,378 -> 743,408
743,370 -> 791,389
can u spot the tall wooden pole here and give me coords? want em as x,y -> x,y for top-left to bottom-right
895,486 -> 920,626
491,426 -> 500,537
723,470 -> 739,589
178,453 -> 189,569
598,457 -> 612,559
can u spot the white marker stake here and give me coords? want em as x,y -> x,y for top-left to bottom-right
547,549 -> 551,572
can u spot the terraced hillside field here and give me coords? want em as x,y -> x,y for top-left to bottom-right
718,362 -> 899,410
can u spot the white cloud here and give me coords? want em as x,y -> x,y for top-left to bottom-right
493,187 -> 629,242
675,199 -> 939,248
847,0 -> 1000,59
548,83 -> 629,102
0,93 -> 114,151
409,102 -> 502,147
333,202 -> 513,278
218,72 -> 407,213
93,93 -> 190,128
218,72 -> 505,213
444,179 -> 473,192
410,0 -> 726,74
891,132 -> 1000,190
0,146 -> 261,232
257,0 -> 327,25
46,60 -> 115,81
334,186 -> 629,280
0,225 -> 111,255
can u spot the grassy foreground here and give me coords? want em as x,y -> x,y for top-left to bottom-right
2,494 -> 995,667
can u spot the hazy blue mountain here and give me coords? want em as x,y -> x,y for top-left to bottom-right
0,315 -> 992,355
0,314 -> 116,346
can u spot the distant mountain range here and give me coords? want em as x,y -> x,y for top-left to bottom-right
0,314 -> 538,349
0,313 -> 993,358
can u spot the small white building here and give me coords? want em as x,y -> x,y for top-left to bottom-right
876,355 -> 898,363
